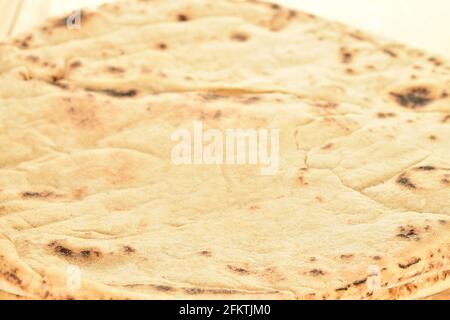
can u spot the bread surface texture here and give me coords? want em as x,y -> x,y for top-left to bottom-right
0,0 -> 449,300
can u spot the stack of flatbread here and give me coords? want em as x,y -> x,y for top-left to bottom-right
0,0 -> 448,300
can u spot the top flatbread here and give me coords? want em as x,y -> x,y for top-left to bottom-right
0,0 -> 449,300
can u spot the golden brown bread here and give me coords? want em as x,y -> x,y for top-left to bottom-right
0,0 -> 448,299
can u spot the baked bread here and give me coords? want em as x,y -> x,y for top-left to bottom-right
0,0 -> 448,299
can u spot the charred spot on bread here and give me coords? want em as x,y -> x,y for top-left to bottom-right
415,166 -> 436,171
372,256 -> 382,261
22,191 -> 54,199
184,288 -> 205,295
309,269 -> 325,276
3,271 -> 22,286
428,57 -> 443,66
352,278 -> 367,286
153,285 -> 174,292
54,246 -> 73,257
335,285 -> 350,292
199,250 -> 212,257
177,13 -> 189,22
26,55 -> 40,63
227,265 -> 251,275
396,174 -> 417,189
398,257 -> 421,269
383,48 -> 398,58
123,246 -> 136,253
106,66 -> 125,74
157,42 -> 168,50
69,61 -> 82,69
271,3 -> 281,10
321,143 -> 333,150
340,47 -> 353,64
16,34 -> 33,48
47,81 -> 69,90
389,87 -> 434,108
397,226 -> 420,241
88,88 -> 138,98
231,32 -> 250,42
377,112 -> 397,119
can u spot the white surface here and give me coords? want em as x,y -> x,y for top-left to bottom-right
280,0 -> 450,57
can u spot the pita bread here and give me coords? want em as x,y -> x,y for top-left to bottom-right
0,0 -> 448,300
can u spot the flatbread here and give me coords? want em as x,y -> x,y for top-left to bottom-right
0,0 -> 448,300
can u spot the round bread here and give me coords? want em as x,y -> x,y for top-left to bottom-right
0,0 -> 448,299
